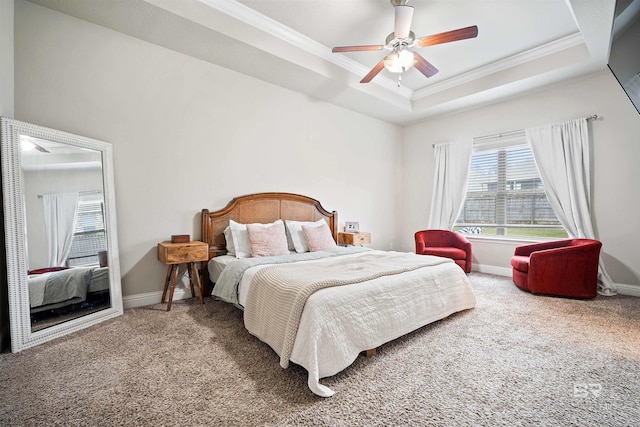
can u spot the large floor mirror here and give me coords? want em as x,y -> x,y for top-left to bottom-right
1,117 -> 123,352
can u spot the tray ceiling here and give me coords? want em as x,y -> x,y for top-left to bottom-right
26,0 -> 616,125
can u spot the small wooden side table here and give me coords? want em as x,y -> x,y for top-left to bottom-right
157,241 -> 208,311
338,232 -> 371,246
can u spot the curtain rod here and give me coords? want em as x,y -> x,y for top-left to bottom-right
431,114 -> 598,148
37,190 -> 102,198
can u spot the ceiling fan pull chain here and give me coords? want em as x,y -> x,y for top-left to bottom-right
397,74 -> 402,88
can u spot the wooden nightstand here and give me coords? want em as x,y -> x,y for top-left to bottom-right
157,241 -> 208,311
338,232 -> 371,246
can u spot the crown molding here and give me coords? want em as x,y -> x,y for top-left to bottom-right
197,0 -> 413,97
412,32 -> 586,100
196,1 -> 595,115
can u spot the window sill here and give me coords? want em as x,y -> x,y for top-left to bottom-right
463,235 -> 567,245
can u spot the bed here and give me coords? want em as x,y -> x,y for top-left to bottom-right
28,266 -> 110,313
201,192 -> 476,397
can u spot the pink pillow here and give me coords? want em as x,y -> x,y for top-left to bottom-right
246,220 -> 289,257
302,223 -> 336,251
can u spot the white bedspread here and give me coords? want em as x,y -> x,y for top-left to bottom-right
237,251 -> 476,397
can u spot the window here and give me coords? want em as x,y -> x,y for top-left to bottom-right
454,131 -> 567,239
67,194 -> 107,266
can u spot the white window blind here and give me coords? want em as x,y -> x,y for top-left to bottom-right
67,194 -> 107,266
454,131 -> 567,239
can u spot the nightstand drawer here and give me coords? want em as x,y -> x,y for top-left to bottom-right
158,241 -> 208,264
338,232 -> 371,246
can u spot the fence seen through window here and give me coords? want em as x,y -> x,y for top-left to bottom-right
454,140 -> 567,239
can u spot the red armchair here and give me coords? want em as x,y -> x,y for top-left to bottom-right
415,230 -> 472,273
510,239 -> 602,299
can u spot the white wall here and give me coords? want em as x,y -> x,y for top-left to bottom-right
0,0 -> 14,352
402,71 -> 640,288
0,0 -> 13,118
14,0 -> 402,297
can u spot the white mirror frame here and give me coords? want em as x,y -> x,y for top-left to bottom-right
1,117 -> 123,352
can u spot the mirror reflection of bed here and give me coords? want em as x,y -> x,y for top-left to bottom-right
28,265 -> 111,332
21,136 -> 112,331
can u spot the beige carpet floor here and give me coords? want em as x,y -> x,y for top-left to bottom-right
1,273 -> 639,426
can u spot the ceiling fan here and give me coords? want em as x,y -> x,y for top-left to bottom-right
332,0 -> 478,85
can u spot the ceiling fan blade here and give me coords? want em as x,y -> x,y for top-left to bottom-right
332,45 -> 384,53
394,5 -> 414,39
417,25 -> 478,47
413,53 -> 439,78
360,59 -> 386,83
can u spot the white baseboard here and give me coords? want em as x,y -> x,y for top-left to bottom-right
616,283 -> 640,297
471,264 -> 512,277
123,288 -> 195,310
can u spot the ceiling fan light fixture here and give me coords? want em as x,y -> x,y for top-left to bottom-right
384,50 -> 416,73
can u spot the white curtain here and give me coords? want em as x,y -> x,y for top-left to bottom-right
428,142 -> 472,229
43,193 -> 79,267
525,118 -> 616,295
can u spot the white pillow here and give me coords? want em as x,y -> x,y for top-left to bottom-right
223,226 -> 235,257
229,220 -> 252,258
285,219 -> 328,253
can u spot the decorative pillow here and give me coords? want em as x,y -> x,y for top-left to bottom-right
285,219 -> 327,253
302,222 -> 336,252
223,226 -> 235,257
229,220 -> 252,258
246,220 -> 289,257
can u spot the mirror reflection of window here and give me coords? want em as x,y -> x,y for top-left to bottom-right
67,193 -> 107,267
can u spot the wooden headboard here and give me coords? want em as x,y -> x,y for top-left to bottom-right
201,192 -> 338,260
